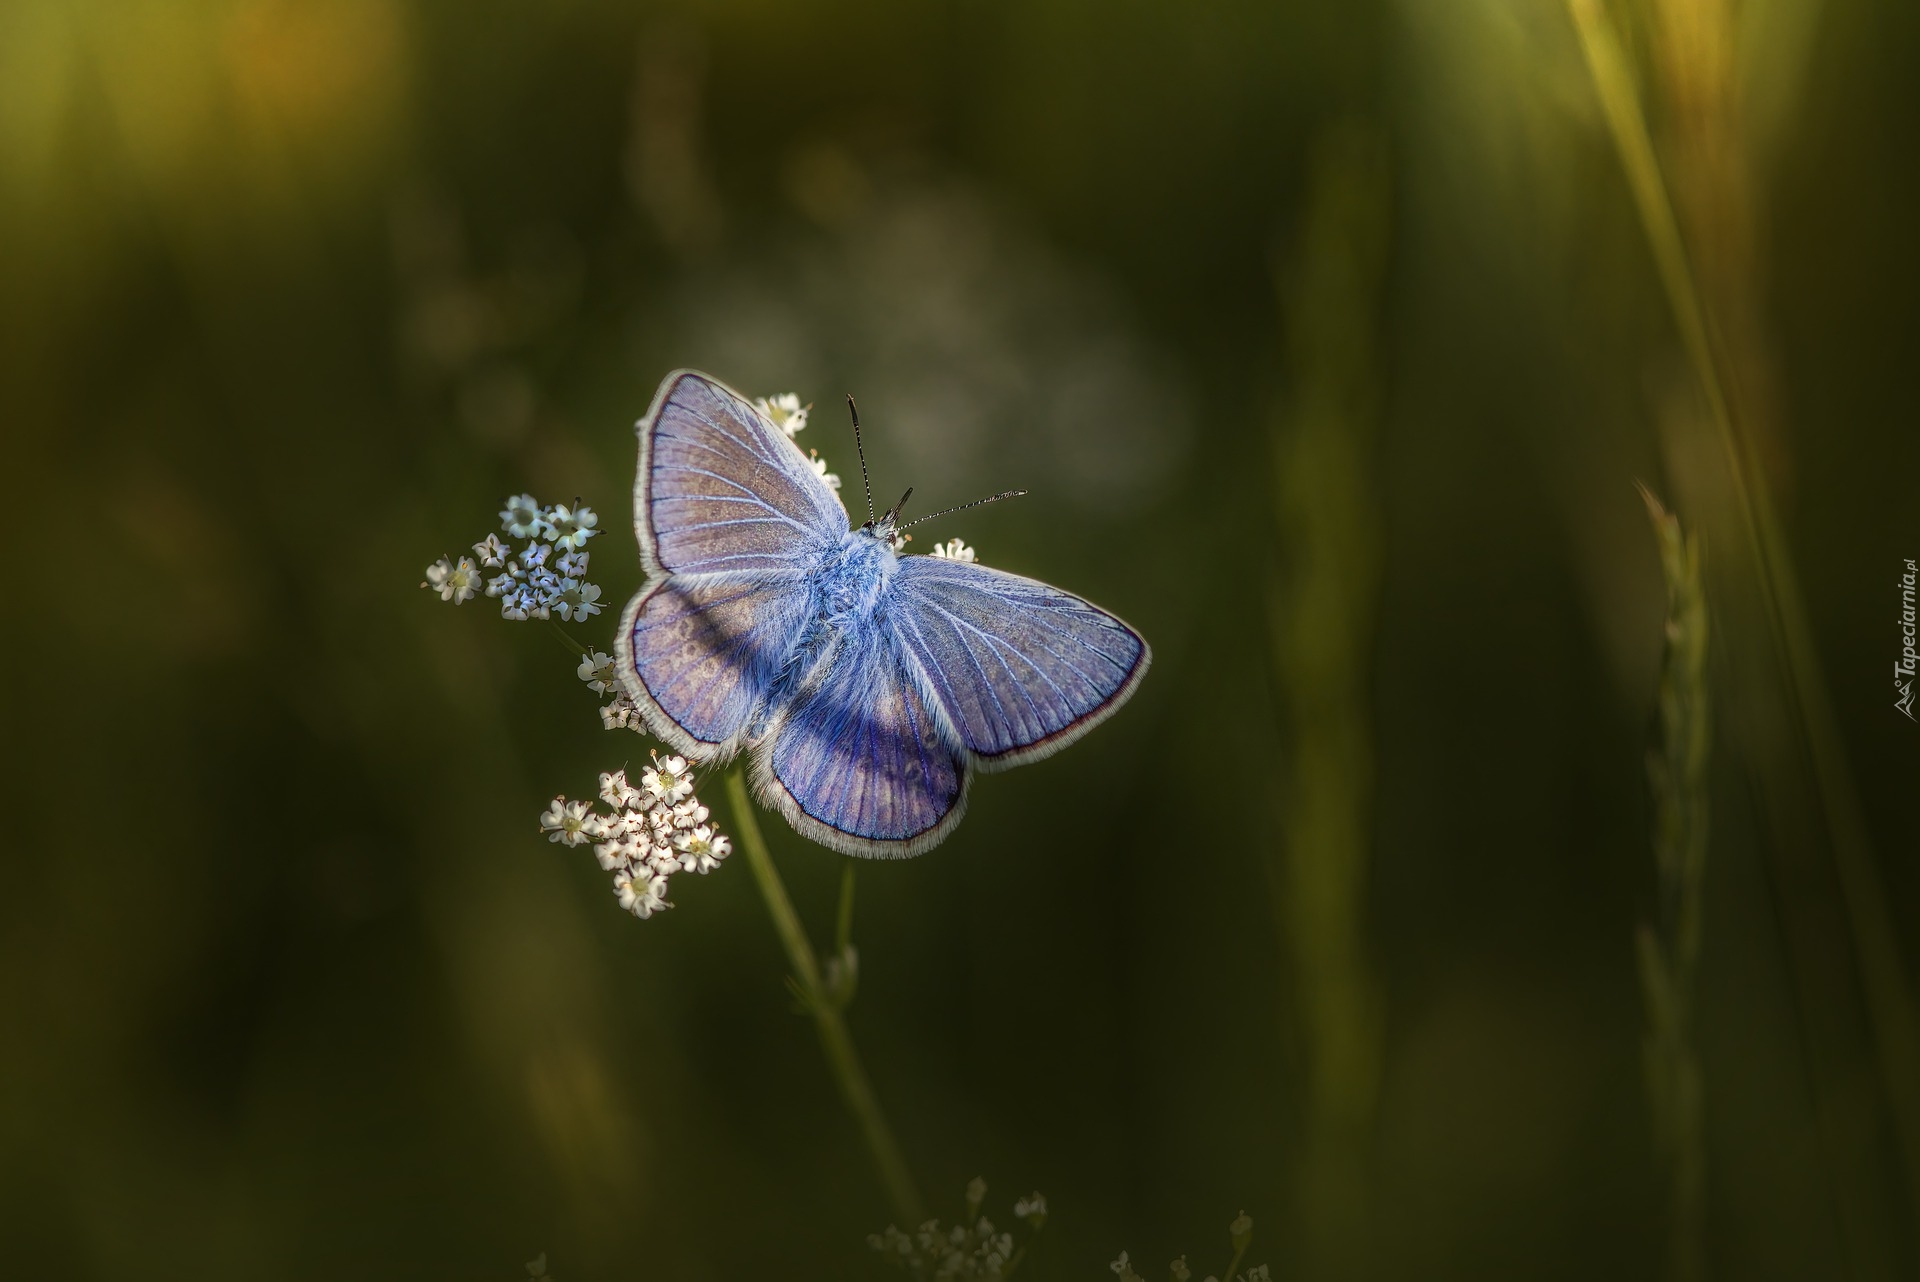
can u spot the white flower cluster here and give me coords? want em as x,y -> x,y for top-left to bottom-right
869,1180 -> 1046,1281
807,449 -> 843,492
538,754 -> 730,920
574,648 -> 654,735
754,391 -> 811,438
422,493 -> 602,620
753,390 -> 842,493
928,538 -> 976,563
1112,1211 -> 1263,1282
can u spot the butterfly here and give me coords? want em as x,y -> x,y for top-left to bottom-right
614,370 -> 1150,857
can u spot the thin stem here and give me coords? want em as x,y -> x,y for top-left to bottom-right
545,620 -> 589,658
725,770 -> 926,1227
1569,0 -> 1920,1224
835,862 -> 857,958
1001,1231 -> 1042,1279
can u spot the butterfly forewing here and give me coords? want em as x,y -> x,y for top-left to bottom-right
638,371 -> 847,576
887,556 -> 1149,769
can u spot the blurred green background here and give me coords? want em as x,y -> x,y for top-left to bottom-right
3,0 -> 1917,1278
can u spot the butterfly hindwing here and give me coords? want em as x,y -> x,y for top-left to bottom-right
752,625 -> 970,858
637,370 -> 847,576
618,569 -> 815,759
888,555 -> 1150,769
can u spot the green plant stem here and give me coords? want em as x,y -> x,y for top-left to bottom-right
1568,0 -> 1920,1224
546,620 -> 589,658
1269,122 -> 1389,1280
1001,1228 -> 1042,1279
835,862 -> 856,958
724,770 -> 926,1227
1639,486 -> 1710,1282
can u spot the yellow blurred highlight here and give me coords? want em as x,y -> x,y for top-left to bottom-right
0,0 -> 405,206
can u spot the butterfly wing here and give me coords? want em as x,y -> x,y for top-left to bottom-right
750,624 -> 970,859
618,370 -> 843,759
887,555 -> 1150,769
618,570 -> 814,760
635,369 -> 848,576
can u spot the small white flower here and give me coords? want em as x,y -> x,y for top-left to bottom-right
754,392 -> 810,437
501,493 -> 551,540
522,567 -> 560,618
671,798 -> 709,829
578,650 -> 617,694
550,502 -> 599,551
599,768 -> 643,810
472,532 -> 510,568
647,843 -> 682,876
521,541 -> 554,570
1111,1251 -> 1137,1280
614,866 -> 671,918
642,755 -> 694,805
602,808 -> 647,839
600,699 -> 634,730
1243,1266 -> 1271,1282
806,448 -> 842,491
422,555 -> 483,603
869,1226 -> 913,1256
1013,1192 -> 1048,1225
485,568 -> 518,598
539,798 -> 595,847
554,579 -> 602,621
523,568 -> 556,594
673,825 -> 731,874
556,549 -> 589,577
929,538 -> 976,563
594,835 -> 640,871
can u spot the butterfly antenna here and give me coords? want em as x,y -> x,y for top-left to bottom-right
898,489 -> 1029,530
846,394 -> 875,524
885,487 -> 914,524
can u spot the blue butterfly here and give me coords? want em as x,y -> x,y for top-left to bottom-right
615,370 -> 1150,857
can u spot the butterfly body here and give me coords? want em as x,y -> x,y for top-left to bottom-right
813,522 -> 898,625
618,370 -> 1149,857
750,524 -> 897,738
